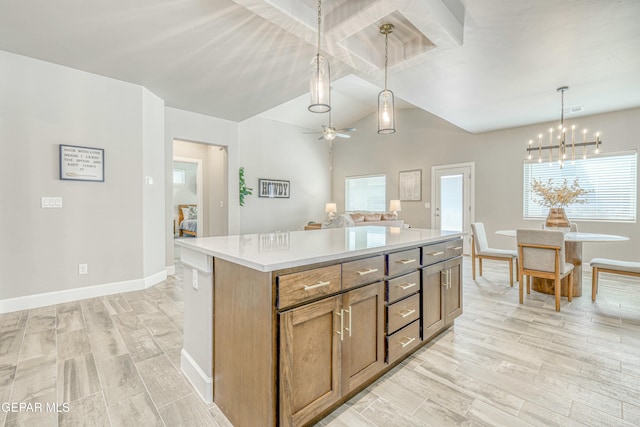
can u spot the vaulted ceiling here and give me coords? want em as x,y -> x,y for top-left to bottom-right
1,0 -> 639,133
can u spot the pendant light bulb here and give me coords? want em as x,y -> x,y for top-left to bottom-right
378,23 -> 396,134
309,0 -> 330,113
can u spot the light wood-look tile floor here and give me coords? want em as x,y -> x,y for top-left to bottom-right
2,257 -> 640,426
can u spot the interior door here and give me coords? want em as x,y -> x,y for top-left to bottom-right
432,163 -> 474,255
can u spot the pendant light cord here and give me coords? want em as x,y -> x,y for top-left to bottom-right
560,89 -> 564,128
316,0 -> 321,58
384,30 -> 389,91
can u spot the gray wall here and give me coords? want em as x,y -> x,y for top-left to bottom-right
238,116 -> 330,233
333,106 -> 640,263
0,50 -> 165,300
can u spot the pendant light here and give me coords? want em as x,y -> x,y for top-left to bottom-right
309,0 -> 330,113
378,23 -> 396,134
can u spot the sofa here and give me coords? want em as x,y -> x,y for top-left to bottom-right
321,212 -> 405,229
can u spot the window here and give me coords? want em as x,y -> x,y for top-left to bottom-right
345,175 -> 386,212
173,169 -> 186,185
523,151 -> 637,222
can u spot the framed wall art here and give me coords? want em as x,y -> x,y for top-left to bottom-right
258,179 -> 290,198
399,169 -> 421,201
59,144 -> 104,182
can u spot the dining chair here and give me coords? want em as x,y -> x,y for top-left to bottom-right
517,229 -> 574,311
471,222 -> 518,286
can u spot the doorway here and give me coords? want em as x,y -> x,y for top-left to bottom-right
172,139 -> 229,260
431,163 -> 475,255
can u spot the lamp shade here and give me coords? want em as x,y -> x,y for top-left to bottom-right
325,202 -> 337,214
378,89 -> 395,134
389,200 -> 401,212
309,54 -> 331,113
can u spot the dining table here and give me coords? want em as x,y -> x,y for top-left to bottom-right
495,230 -> 629,297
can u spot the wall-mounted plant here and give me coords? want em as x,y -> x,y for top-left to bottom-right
239,166 -> 253,206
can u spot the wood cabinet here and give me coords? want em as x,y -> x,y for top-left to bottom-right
279,296 -> 342,427
422,255 -> 463,342
341,282 -> 385,394
279,281 -> 385,427
443,256 -> 463,326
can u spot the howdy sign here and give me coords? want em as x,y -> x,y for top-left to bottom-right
258,179 -> 290,198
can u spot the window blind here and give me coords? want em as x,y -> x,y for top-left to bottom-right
345,175 -> 386,212
523,151 -> 637,222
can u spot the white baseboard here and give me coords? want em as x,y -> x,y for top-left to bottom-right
0,270 -> 167,314
166,265 -> 176,276
181,348 -> 213,403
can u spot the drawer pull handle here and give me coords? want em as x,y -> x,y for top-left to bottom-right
399,336 -> 416,348
396,258 -> 417,265
356,268 -> 378,276
399,282 -> 418,290
426,251 -> 444,256
398,308 -> 416,318
304,281 -> 331,291
448,246 -> 463,251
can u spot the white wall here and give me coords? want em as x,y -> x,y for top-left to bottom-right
0,50 -> 165,304
333,106 -> 640,263
238,116 -> 331,234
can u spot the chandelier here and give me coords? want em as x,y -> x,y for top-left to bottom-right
526,86 -> 601,167
378,23 -> 396,134
308,0 -> 330,113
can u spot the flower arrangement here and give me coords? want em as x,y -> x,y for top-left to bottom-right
531,178 -> 589,208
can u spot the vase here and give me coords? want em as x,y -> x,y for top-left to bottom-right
545,207 -> 570,233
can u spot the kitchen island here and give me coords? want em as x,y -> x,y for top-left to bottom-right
177,226 -> 465,427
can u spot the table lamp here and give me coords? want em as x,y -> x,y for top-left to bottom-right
325,202 -> 337,220
389,200 -> 401,216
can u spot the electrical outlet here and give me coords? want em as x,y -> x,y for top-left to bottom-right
78,264 -> 88,275
192,268 -> 198,290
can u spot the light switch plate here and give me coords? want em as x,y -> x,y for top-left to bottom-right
41,197 -> 63,208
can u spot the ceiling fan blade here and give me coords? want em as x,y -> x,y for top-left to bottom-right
336,133 -> 351,138
337,127 -> 356,132
318,135 -> 325,140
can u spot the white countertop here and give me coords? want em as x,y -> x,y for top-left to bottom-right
176,226 -> 465,272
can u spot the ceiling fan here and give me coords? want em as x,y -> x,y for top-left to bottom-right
303,110 -> 356,141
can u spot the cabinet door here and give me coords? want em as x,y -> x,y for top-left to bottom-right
341,282 -> 385,394
422,262 -> 445,342
279,296 -> 342,427
443,257 -> 463,326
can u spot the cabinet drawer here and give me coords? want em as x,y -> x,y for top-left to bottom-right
386,320 -> 421,363
342,256 -> 385,290
386,271 -> 420,303
386,248 -> 420,277
422,238 -> 463,266
277,265 -> 342,309
386,293 -> 420,335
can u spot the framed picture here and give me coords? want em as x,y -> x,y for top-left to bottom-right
59,144 -> 104,182
258,179 -> 290,198
399,169 -> 421,201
